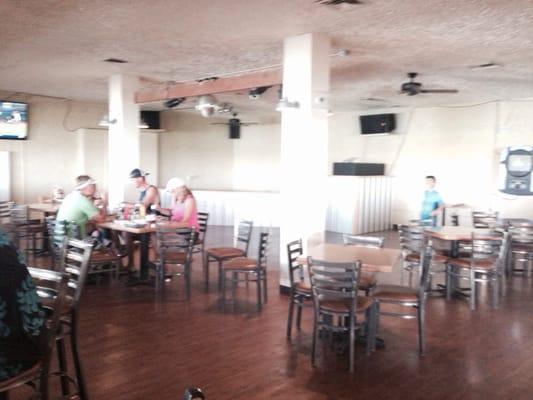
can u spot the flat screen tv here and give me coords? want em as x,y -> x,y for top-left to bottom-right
0,101 -> 28,140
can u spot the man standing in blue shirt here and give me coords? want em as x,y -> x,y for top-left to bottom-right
420,175 -> 445,226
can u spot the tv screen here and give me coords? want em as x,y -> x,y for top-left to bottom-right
0,101 -> 28,140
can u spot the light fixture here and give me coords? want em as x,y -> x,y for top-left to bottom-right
195,94 -> 218,117
98,115 -> 117,127
326,110 -> 335,117
248,86 -> 271,100
164,97 -> 186,108
98,115 -> 150,128
276,97 -> 300,111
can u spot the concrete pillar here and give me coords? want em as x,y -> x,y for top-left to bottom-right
279,33 -> 330,288
107,74 -> 141,207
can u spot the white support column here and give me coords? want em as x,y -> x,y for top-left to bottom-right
279,33 -> 330,288
107,74 -> 141,207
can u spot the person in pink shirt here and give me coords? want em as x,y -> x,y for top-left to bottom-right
155,177 -> 199,230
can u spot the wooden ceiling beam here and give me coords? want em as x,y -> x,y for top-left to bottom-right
135,69 -> 282,103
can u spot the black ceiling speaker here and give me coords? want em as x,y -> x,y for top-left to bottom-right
229,118 -> 241,139
359,114 -> 395,134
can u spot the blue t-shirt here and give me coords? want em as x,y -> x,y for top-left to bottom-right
420,190 -> 444,220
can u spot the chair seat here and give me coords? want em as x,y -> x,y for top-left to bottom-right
319,296 -> 374,314
294,281 -> 312,294
90,250 -> 121,263
374,284 -> 418,302
206,247 -> 245,259
358,273 -> 377,291
436,249 -> 471,258
223,256 -> 256,270
405,252 -> 448,264
511,244 -> 533,254
155,250 -> 187,265
448,256 -> 498,270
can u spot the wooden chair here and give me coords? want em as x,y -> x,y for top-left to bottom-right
10,204 -> 46,256
446,231 -> 509,310
29,237 -> 94,400
342,234 -> 385,296
373,245 -> 433,355
0,270 -> 69,400
309,258 -> 376,373
286,239 -> 312,339
221,232 -> 269,312
204,220 -> 253,291
153,226 -> 196,299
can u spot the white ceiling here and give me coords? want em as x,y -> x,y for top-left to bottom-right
2,0 -> 533,116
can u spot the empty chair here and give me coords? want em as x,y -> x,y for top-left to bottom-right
29,238 -> 94,400
373,245 -> 433,355
309,258 -> 376,373
343,234 -> 385,296
10,204 -> 46,256
286,239 -> 312,339
508,224 -> 533,276
446,231 -> 508,310
0,270 -> 69,400
221,232 -> 269,312
204,220 -> 253,291
153,226 -> 196,299
472,210 -> 499,229
398,224 -> 448,291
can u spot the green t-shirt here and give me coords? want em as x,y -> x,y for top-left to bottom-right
55,191 -> 99,237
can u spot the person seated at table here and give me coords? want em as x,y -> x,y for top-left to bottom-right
0,225 -> 44,384
128,168 -> 160,213
153,178 -> 199,230
55,175 -> 107,240
420,175 -> 445,226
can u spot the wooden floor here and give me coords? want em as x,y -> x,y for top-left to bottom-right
14,227 -> 533,399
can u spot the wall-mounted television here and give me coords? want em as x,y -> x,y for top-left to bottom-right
0,101 -> 28,140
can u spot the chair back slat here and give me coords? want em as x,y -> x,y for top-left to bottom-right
509,224 -> 533,244
399,224 -> 424,253
58,238 -> 94,305
309,258 -> 360,306
256,232 -> 269,269
286,239 -> 304,287
343,234 -> 384,248
197,212 -> 209,236
236,220 -> 253,255
472,210 -> 499,229
156,225 -> 195,266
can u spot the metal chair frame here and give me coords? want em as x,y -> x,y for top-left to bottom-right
286,239 -> 312,339
221,232 -> 269,312
192,211 -> 209,257
10,204 -> 46,256
154,226 -> 196,299
374,245 -> 433,355
309,258 -> 376,373
446,232 -> 509,310
472,210 -> 499,229
204,219 -> 253,291
508,224 -> 533,277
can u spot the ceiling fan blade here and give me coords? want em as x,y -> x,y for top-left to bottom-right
240,122 -> 260,126
172,106 -> 197,110
420,89 -> 459,94
209,123 -> 229,125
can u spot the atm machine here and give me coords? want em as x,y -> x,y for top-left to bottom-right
498,146 -> 533,195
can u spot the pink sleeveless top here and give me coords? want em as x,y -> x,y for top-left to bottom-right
170,195 -> 199,230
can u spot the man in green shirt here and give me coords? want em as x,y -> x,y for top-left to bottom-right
55,175 -> 106,238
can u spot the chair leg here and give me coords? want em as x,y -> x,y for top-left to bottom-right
221,269 -> 226,311
256,270 -> 262,312
218,260 -> 224,291
417,303 -> 426,356
231,272 -> 237,312
349,316 -> 355,373
470,270 -> 476,311
204,254 -> 210,292
263,269 -> 268,304
186,264 -> 191,300
311,314 -> 318,367
446,265 -> 452,300
55,332 -> 70,396
296,300 -> 303,330
491,273 -> 499,309
70,312 -> 88,400
286,291 -> 295,339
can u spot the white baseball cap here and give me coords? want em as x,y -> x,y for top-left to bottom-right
165,177 -> 185,192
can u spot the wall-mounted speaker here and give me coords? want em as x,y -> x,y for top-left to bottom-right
359,114 -> 395,134
140,111 -> 160,130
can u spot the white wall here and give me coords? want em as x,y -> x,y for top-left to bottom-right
159,112 -> 281,192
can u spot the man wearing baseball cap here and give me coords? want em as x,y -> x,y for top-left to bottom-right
129,168 -> 160,212
55,175 -> 107,237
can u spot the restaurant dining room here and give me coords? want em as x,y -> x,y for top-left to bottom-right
1,1 -> 533,399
